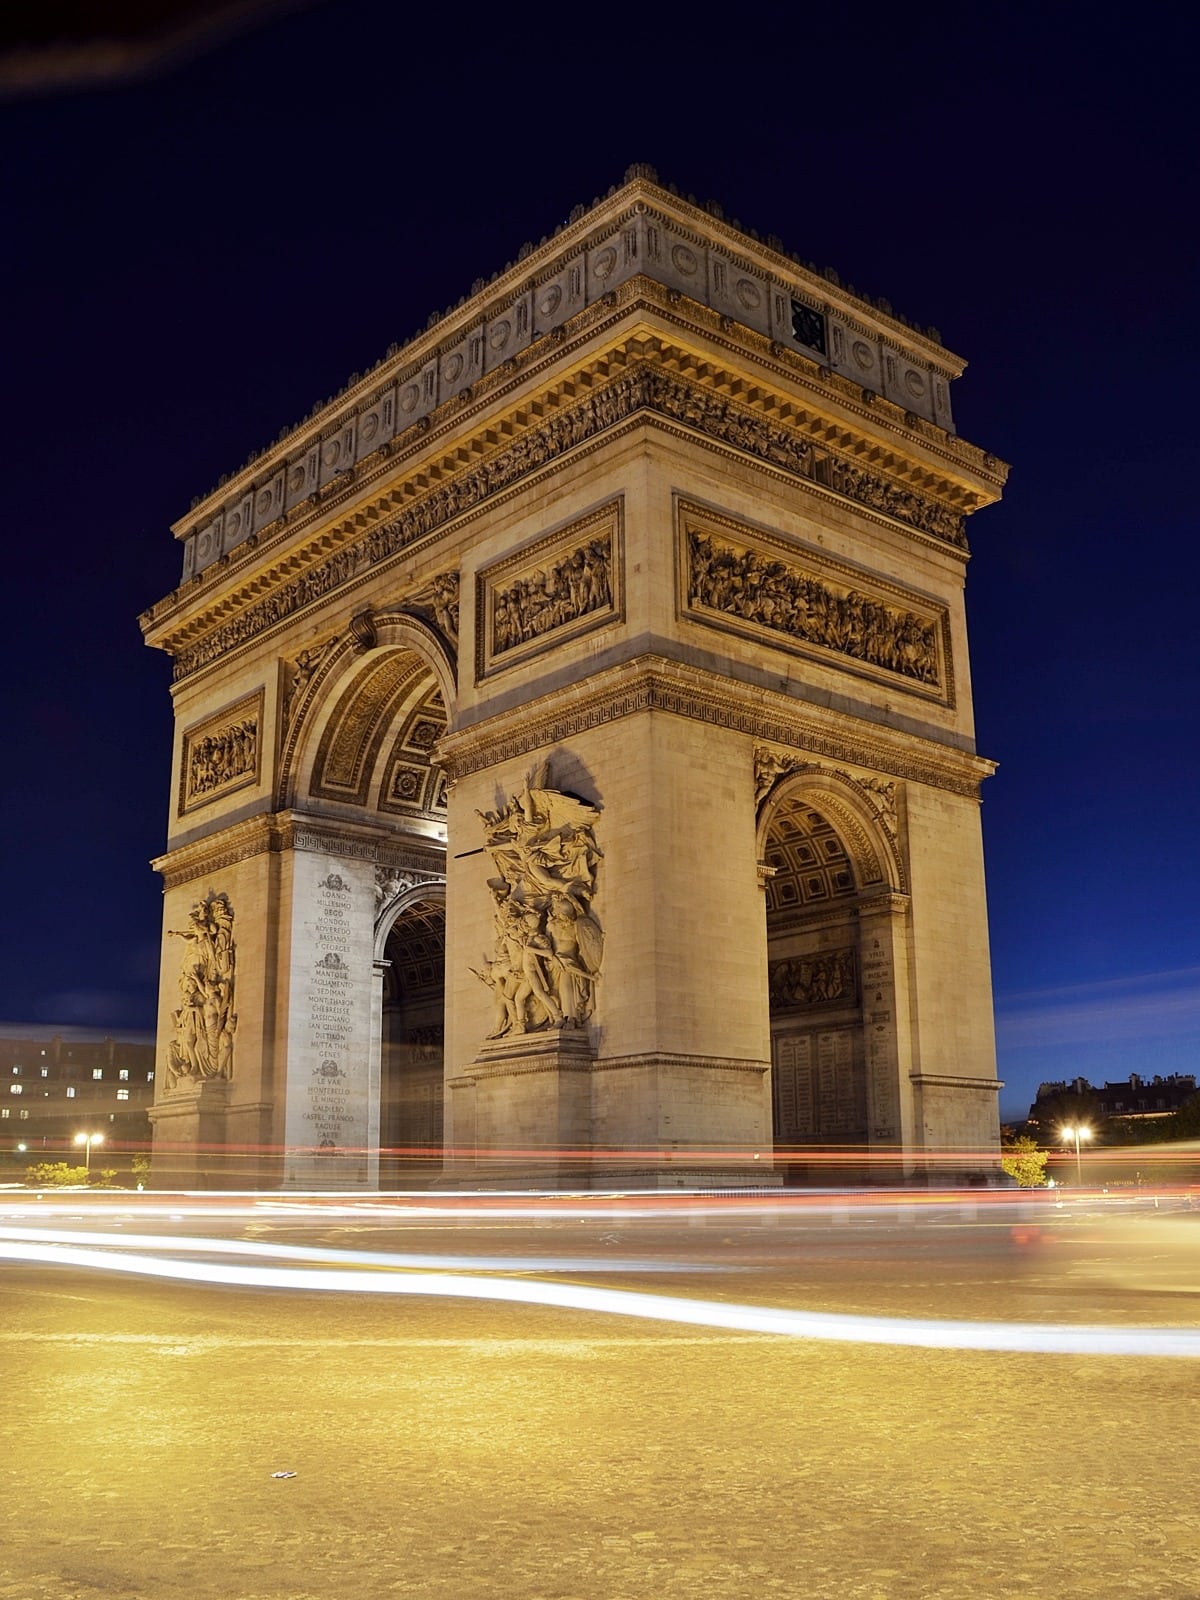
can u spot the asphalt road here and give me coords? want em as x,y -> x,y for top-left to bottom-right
2,1197 -> 1199,1600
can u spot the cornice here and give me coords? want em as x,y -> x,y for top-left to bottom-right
170,170 -> 970,548
152,809 -> 445,890
437,655 -> 996,799
148,330 -> 997,685
909,1073 -> 1003,1093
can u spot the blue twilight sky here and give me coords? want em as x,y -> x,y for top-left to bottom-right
1,0 -> 1197,1121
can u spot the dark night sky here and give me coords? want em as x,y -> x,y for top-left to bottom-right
2,0 -> 1197,1120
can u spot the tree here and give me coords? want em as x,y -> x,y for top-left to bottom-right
1000,1135 -> 1048,1188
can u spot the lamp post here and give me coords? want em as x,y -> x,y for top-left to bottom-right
1060,1122 -> 1091,1186
74,1131 -> 104,1174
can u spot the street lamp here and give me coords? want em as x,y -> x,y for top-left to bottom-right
1060,1122 -> 1091,1186
74,1131 -> 104,1174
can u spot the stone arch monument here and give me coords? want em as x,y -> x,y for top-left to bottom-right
142,166 -> 1007,1188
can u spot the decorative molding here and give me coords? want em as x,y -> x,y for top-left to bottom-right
909,1073 -> 1003,1093
590,1052 -> 769,1076
178,690 -> 263,815
276,610 -> 455,809
681,499 -> 950,705
162,351 -> 973,683
476,499 -> 623,679
153,810 -> 445,890
439,655 -> 993,800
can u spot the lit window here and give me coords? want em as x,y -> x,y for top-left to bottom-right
119,1069 -> 129,1081
10,1085 -> 22,1095
11,1066 -> 20,1076
92,1068 -> 104,1080
66,1086 -> 76,1098
147,1071 -> 155,1082
18,1109 -> 28,1120
117,1089 -> 129,1100
40,1067 -> 48,1078
0,1108 -> 8,1119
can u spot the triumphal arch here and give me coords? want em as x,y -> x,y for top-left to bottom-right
140,166 -> 1008,1188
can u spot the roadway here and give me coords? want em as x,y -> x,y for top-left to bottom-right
2,1190 -> 1198,1599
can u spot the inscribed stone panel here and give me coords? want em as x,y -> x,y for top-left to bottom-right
178,688 -> 263,815
676,498 -> 952,704
475,499 -> 623,679
773,1026 -> 865,1141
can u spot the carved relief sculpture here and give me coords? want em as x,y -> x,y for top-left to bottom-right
166,890 -> 237,1086
769,948 -> 857,1012
688,522 -> 942,691
472,760 -> 604,1037
492,536 -> 611,655
478,501 -> 622,677
406,570 -> 460,644
180,691 -> 263,812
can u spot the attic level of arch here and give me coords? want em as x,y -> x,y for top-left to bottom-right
160,174 -> 1000,578
143,325 -> 1003,684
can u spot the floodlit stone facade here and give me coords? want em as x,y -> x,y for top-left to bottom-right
140,167 -> 1008,1188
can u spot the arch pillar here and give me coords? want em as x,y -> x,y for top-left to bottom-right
856,890 -> 918,1174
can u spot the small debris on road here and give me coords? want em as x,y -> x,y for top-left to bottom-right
270,1471 -> 297,1479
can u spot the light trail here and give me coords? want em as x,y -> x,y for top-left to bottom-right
3,1232 -> 1200,1358
0,1225 -> 723,1275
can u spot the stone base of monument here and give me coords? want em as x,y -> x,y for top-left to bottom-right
446,1025 -> 595,1188
147,1078 -> 232,1189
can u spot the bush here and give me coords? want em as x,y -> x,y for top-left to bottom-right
26,1162 -> 89,1187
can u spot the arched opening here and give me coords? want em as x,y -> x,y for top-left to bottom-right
763,792 -> 868,1183
282,632 -> 453,1187
380,896 -> 445,1186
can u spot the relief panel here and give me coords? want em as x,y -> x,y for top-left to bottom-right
179,689 -> 264,815
476,498 -> 623,680
677,498 -> 952,705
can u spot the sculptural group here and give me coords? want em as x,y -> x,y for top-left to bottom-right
166,891 -> 237,1084
473,762 -> 604,1036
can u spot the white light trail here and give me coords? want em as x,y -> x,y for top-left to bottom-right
3,1233 -> 1200,1358
0,1226 -> 714,1275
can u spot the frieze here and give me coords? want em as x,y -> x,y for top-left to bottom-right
682,503 -> 948,702
168,361 -> 968,682
179,690 -> 263,815
477,500 -> 622,679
